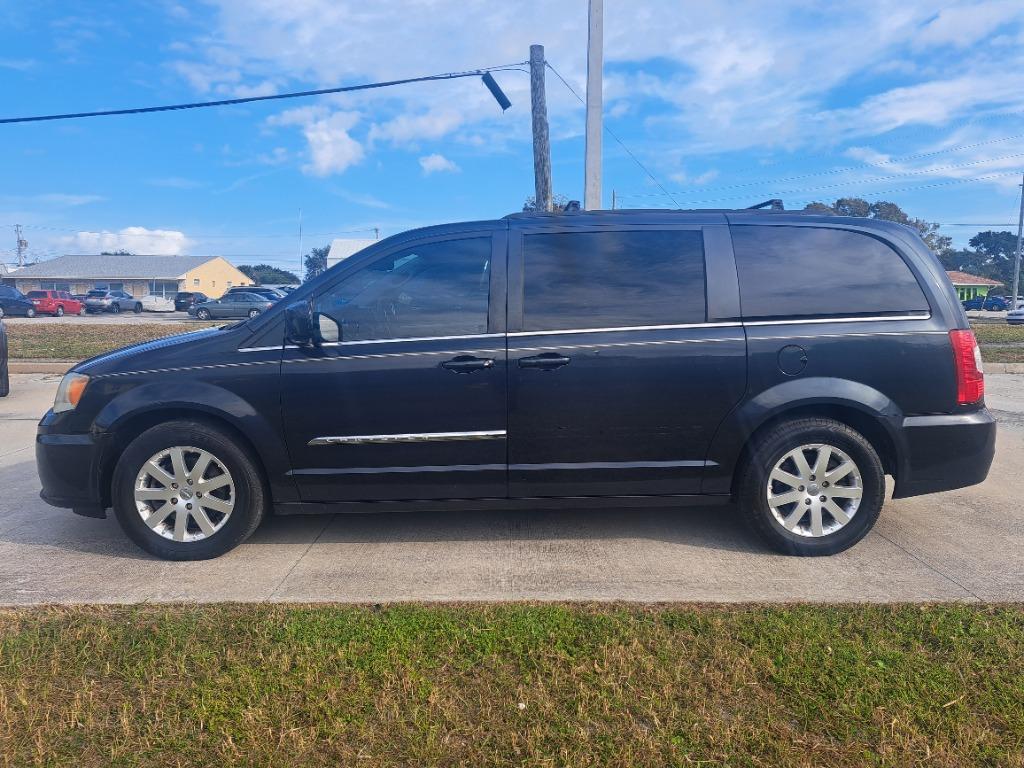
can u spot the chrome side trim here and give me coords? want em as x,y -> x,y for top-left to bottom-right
510,459 -> 715,470
514,337 -> 744,354
283,348 -> 503,365
744,313 -> 930,327
237,345 -> 283,353
508,321 -> 742,337
308,430 -> 507,446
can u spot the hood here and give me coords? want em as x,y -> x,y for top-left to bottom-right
75,326 -> 230,375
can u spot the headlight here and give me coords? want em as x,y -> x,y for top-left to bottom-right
53,372 -> 89,413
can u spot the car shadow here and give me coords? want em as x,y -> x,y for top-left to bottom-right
1,456 -> 765,560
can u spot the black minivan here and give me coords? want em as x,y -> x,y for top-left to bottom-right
36,210 -> 995,560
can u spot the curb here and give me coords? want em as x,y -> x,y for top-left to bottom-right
985,362 -> 1024,374
9,360 -> 75,375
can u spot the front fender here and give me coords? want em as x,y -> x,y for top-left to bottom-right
93,378 -> 295,502
701,377 -> 907,494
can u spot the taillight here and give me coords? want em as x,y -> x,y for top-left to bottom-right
950,329 -> 984,405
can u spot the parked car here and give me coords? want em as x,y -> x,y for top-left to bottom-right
188,292 -> 274,320
173,291 -> 209,312
225,286 -> 286,301
25,290 -> 84,317
1007,308 -> 1024,325
0,317 -> 8,398
0,285 -> 37,318
139,294 -> 176,313
963,294 -> 1012,311
35,210 -> 995,561
84,290 -> 142,314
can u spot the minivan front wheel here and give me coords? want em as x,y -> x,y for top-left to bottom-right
112,420 -> 266,560
737,418 -> 884,556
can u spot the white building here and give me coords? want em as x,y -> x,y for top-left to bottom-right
327,238 -> 378,270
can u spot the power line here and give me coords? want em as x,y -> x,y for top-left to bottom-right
545,60 -> 680,208
0,63 -> 527,124
618,148 -> 1024,199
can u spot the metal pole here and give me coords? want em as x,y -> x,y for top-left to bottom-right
530,44 -> 552,212
584,0 -> 603,210
1013,174 -> 1024,309
296,209 -> 303,280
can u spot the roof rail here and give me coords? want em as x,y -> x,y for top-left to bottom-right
747,198 -> 784,211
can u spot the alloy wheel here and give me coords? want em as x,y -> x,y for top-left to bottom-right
134,446 -> 235,542
766,443 -> 863,537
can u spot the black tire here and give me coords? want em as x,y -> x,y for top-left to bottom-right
25,307 -> 35,318
736,418 -> 884,556
55,306 -> 64,317
112,420 -> 267,560
196,308 -> 211,320
110,303 -> 120,314
133,303 -> 142,314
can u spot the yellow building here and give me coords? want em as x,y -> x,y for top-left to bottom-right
11,254 -> 253,299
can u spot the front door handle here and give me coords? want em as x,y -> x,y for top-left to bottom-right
519,353 -> 571,370
441,355 -> 495,373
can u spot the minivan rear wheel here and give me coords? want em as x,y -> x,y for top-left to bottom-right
112,420 -> 266,560
737,418 -> 884,556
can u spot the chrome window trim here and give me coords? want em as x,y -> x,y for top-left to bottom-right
744,313 -> 930,327
508,321 -> 742,337
308,430 -> 507,446
239,332 -> 502,352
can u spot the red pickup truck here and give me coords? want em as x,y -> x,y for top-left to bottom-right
26,290 -> 84,317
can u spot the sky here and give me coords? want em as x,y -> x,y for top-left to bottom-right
3,0 -> 1024,273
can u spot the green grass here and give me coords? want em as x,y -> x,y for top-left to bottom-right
971,323 -> 1024,344
1,604 -> 1022,767
7,322 -> 219,360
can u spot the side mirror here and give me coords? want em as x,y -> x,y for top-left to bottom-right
285,300 -> 317,347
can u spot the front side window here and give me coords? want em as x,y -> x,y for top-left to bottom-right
315,236 -> 491,343
731,226 -> 929,319
522,229 -> 706,331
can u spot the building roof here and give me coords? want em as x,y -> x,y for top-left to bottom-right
945,270 -> 1002,287
11,254 -> 214,280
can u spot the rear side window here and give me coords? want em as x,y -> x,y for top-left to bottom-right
522,229 -> 706,331
731,226 -> 929,319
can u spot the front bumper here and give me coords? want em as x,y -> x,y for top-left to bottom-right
893,409 -> 996,498
36,417 -> 111,517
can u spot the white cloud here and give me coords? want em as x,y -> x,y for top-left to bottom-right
300,111 -> 364,176
61,227 -> 193,255
419,153 -> 460,175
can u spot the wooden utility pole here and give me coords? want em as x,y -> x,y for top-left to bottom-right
584,0 -> 604,210
530,44 -> 552,212
1014,173 -> 1024,307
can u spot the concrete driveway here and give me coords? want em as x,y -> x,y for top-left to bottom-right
1,373 -> 1022,604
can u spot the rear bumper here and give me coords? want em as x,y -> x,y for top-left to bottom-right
893,410 -> 996,498
36,420 -> 110,518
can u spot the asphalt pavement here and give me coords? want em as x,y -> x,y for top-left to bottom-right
0,373 -> 1022,604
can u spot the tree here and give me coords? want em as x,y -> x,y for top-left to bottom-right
939,230 -> 1018,289
304,245 -> 330,282
237,264 -> 300,285
803,197 -> 952,254
523,193 -> 572,213
100,249 -> 133,255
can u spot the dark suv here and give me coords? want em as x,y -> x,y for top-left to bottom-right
35,211 -> 995,560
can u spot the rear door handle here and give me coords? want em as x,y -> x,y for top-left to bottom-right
441,355 -> 495,373
518,353 -> 571,370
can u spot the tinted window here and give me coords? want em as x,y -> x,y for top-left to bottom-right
522,229 -> 705,331
732,226 -> 929,319
315,236 -> 491,342
26,291 -> 46,298
87,290 -> 107,297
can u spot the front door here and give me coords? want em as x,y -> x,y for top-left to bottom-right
507,223 -> 747,498
281,230 -> 508,502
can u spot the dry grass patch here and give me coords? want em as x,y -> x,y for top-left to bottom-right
7,322 -> 219,361
1,604 -> 1022,767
